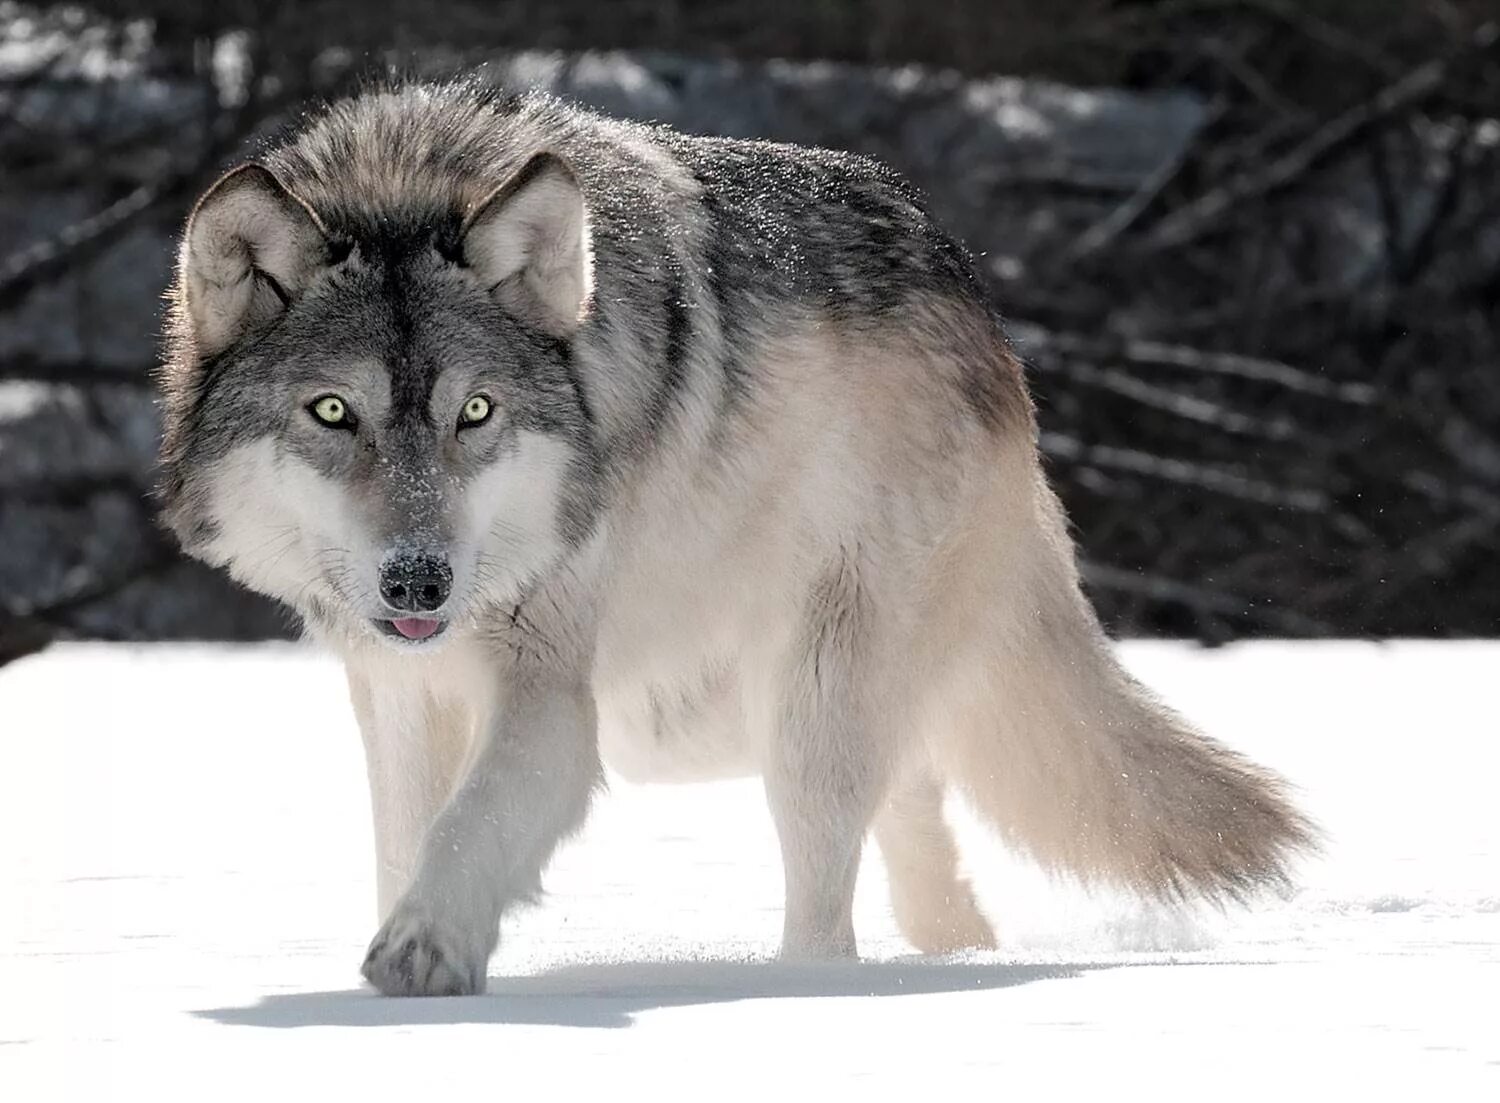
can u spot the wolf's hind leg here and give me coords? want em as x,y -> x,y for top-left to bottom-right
874,765 -> 996,954
758,554 -> 897,960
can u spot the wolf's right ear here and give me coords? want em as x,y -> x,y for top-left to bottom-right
180,164 -> 328,357
462,153 -> 593,336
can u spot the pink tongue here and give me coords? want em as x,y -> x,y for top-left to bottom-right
391,617 -> 440,640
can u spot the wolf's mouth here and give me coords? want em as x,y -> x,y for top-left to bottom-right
377,617 -> 448,643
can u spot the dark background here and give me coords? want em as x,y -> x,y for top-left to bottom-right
2,0 -> 1497,662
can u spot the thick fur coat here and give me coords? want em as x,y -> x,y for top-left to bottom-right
157,81 -> 1313,996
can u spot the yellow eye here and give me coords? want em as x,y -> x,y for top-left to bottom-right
459,395 -> 492,427
311,395 -> 349,427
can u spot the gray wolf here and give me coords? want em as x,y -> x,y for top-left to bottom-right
156,80 -> 1314,996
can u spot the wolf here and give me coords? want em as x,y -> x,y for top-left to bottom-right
157,80 -> 1313,996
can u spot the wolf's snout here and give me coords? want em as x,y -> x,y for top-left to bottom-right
378,552 -> 453,613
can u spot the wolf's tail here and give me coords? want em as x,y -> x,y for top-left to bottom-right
927,483 -> 1316,903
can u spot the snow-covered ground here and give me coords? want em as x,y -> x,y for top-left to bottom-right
2,642 -> 1496,1098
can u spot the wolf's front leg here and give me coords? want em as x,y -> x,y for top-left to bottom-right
361,677 -> 601,996
346,666 -> 475,919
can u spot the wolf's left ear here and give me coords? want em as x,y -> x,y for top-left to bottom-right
462,152 -> 593,336
180,164 -> 328,357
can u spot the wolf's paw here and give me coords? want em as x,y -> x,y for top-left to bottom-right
361,904 -> 487,997
893,879 -> 998,955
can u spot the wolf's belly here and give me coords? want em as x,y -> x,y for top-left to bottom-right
595,661 -> 756,783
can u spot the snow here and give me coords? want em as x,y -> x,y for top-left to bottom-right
2,641 -> 1497,1098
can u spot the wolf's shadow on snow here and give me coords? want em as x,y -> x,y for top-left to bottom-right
198,959 -> 1103,1030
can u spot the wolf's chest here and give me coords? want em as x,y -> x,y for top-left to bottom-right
589,533 -> 759,782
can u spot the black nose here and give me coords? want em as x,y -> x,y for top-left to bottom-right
378,553 -> 452,613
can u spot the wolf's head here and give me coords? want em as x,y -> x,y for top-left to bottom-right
158,151 -> 599,650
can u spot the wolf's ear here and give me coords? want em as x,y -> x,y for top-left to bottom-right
180,164 -> 328,357
462,153 -> 593,336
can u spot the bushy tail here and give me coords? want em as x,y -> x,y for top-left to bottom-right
929,558 -> 1316,904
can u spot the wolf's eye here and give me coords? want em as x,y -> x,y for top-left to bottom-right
458,394 -> 492,428
310,395 -> 352,429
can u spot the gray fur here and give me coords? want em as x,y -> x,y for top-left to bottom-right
157,79 -> 1313,996
159,83 -> 1019,539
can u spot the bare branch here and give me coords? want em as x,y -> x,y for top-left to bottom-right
1142,21 -> 1499,251
1012,323 -> 1376,403
0,358 -> 155,386
0,184 -> 163,310
1027,355 -> 1300,440
1061,100 -> 1224,263
1041,431 -> 1331,513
